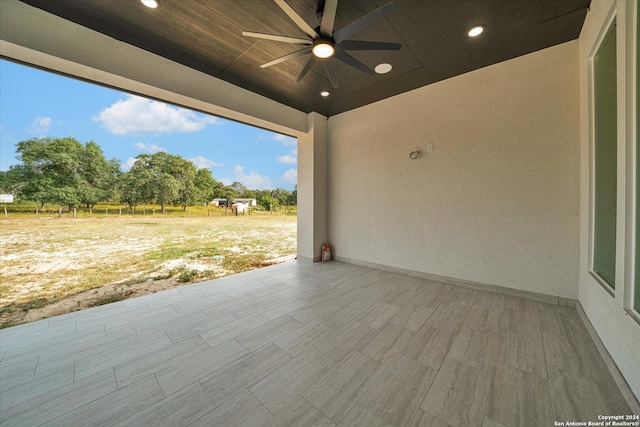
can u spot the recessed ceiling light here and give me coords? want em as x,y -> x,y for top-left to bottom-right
312,39 -> 335,59
140,0 -> 159,9
320,91 -> 330,97
467,26 -> 484,37
375,63 -> 393,74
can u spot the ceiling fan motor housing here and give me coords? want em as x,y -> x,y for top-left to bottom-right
242,0 -> 401,87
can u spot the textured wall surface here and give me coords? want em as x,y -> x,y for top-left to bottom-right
328,40 -> 581,299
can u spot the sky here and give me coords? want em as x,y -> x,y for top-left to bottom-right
0,59 -> 298,190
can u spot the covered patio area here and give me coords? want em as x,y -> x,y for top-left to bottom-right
0,260 -> 633,426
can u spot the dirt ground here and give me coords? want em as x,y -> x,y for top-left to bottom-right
4,276 -> 190,325
4,258 -> 295,326
0,215 -> 297,328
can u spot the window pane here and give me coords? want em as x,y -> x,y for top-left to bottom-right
593,20 -> 617,288
635,5 -> 640,311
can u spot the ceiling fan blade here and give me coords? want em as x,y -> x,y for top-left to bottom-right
333,2 -> 397,44
261,48 -> 312,68
296,56 -> 318,83
334,49 -> 374,76
242,31 -> 312,45
338,40 -> 401,51
323,60 -> 339,88
319,0 -> 339,38
274,0 -> 319,39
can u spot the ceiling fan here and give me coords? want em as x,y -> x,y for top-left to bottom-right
242,0 -> 401,88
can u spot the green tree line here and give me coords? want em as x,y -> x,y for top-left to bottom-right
0,137 -> 297,212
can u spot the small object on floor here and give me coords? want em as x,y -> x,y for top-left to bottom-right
321,244 -> 332,262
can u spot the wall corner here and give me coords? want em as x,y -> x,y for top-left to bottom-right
297,112 -> 328,261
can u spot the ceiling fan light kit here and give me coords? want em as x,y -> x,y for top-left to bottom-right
140,0 -> 159,9
242,0 -> 401,88
312,39 -> 335,59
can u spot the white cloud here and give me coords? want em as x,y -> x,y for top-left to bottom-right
261,132 -> 297,146
281,168 -> 297,185
273,134 -> 297,146
122,157 -> 138,171
189,156 -> 223,169
276,148 -> 297,165
232,165 -> 273,190
27,116 -> 52,134
94,95 -> 219,135
133,142 -> 166,153
220,178 -> 232,186
276,154 -> 297,164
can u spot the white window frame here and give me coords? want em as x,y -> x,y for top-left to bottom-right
587,9 -> 619,298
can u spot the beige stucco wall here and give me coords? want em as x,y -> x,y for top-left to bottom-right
327,40 -> 581,299
297,113 -> 329,261
578,0 -> 640,400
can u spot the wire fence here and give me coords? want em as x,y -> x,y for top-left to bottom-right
0,203 -> 297,219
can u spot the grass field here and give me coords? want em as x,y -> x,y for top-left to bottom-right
0,213 -> 296,327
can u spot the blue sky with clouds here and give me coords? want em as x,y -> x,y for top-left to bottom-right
0,59 -> 298,190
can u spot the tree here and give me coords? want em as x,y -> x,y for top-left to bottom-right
156,173 -> 180,212
152,153 -> 197,211
0,166 -> 28,199
219,185 -> 239,201
230,181 -> 246,195
78,141 -> 121,208
16,137 -> 84,209
271,188 -> 292,209
13,137 -> 120,210
119,167 -> 148,210
239,189 -> 256,199
121,154 -> 158,209
209,179 -> 232,200
193,168 -> 218,205
287,185 -> 297,206
256,189 -> 278,210
120,152 -> 198,213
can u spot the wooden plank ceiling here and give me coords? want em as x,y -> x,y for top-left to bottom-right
19,0 -> 590,117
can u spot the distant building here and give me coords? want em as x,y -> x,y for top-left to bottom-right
233,198 -> 257,207
210,198 -> 231,207
0,194 -> 14,203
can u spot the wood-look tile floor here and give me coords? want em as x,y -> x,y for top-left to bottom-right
0,261 -> 633,426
